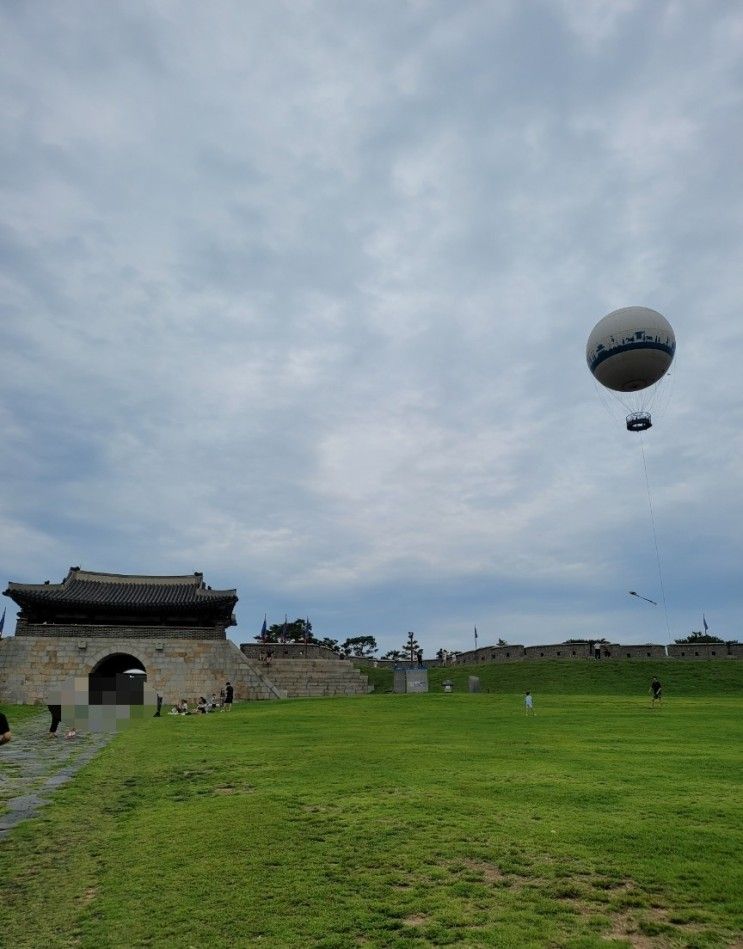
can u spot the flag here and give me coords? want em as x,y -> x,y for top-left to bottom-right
703,614 -> 709,632
260,615 -> 267,642
0,607 -> 4,634
304,616 -> 310,643
282,614 -> 288,643
474,625 -> 478,642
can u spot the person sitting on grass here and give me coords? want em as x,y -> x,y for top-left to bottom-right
177,699 -> 190,715
210,693 -> 219,711
196,697 -> 208,714
0,709 -> 11,745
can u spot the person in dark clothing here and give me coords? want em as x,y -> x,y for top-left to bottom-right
650,677 -> 662,707
224,682 -> 234,710
0,710 -> 11,745
154,690 -> 164,717
416,650 -> 424,668
47,704 -> 62,737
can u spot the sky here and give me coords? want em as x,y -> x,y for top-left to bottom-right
1,1 -> 742,656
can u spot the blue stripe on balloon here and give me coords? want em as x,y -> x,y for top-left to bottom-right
588,339 -> 675,373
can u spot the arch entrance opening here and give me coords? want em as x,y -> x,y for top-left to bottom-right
89,653 -> 147,705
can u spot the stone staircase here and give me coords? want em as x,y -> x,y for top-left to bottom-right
259,657 -> 368,698
228,641 -> 286,701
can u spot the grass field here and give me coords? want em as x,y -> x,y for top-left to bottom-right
1,663 -> 741,948
360,658 -> 743,696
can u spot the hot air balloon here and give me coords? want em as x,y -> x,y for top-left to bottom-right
586,306 -> 675,431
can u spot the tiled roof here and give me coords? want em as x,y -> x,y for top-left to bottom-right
4,567 -> 237,612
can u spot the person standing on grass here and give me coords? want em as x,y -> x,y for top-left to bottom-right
0,709 -> 11,745
650,677 -> 662,707
224,681 -> 234,710
524,691 -> 535,715
154,690 -> 164,717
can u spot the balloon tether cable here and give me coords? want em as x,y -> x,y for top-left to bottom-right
639,433 -> 671,643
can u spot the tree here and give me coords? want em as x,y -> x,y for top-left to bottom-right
341,635 -> 378,658
674,631 -> 725,644
402,632 -> 422,662
255,617 -> 314,644
381,649 -> 404,661
319,637 -> 340,653
563,638 -> 609,644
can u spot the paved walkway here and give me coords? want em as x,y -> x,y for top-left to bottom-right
0,712 -> 113,841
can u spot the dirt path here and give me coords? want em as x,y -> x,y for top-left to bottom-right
0,712 -> 113,840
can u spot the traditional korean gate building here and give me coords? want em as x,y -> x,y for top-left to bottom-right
0,567 -> 281,705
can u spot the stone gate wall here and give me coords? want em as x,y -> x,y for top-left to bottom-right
0,636 -> 282,705
14,620 -> 225,640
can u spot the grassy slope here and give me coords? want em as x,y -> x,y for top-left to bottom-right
0,679 -> 741,947
360,659 -> 743,696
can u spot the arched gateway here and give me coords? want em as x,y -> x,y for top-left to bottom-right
0,568 -> 282,705
89,652 -> 147,705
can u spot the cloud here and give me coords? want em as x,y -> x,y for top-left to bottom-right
1,2 -> 742,652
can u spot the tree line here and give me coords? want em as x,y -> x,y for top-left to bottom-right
255,621 -> 736,658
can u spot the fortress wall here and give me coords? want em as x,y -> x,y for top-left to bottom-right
485,646 -> 527,662
524,644 -> 593,660
618,645 -> 667,659
240,642 -> 340,660
667,643 -> 728,660
14,620 -> 225,640
0,636 -> 280,706
453,643 -> 737,664
455,646 -> 527,664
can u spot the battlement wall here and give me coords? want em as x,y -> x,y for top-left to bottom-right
451,642 -> 738,665
14,619 -> 226,640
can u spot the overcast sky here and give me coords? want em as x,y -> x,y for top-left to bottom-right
1,1 -> 741,655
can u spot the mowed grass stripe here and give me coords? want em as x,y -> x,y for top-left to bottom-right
0,686 -> 741,947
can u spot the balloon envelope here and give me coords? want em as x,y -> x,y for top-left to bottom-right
586,306 -> 675,393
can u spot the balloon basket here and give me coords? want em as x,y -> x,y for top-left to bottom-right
626,412 -> 652,432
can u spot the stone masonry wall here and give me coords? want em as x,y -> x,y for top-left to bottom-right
618,645 -> 668,659
0,636 -> 282,705
524,644 -> 594,661
667,643 -> 729,660
14,620 -> 225,640
240,642 -> 340,660
453,642 -> 739,664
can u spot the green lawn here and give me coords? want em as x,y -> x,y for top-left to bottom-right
0,703 -> 46,726
360,658 -> 743,696
1,680 -> 742,947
